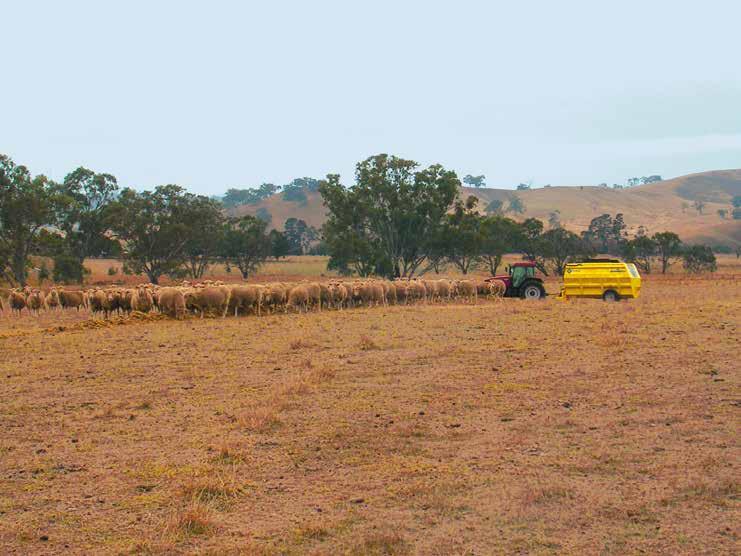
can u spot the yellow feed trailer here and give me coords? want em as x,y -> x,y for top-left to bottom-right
558,259 -> 641,301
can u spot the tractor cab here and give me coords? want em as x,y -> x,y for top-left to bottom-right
486,261 -> 546,299
508,262 -> 537,289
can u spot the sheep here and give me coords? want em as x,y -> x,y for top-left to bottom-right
59,290 -> 86,311
10,291 -> 27,315
184,286 -> 232,318
319,283 -> 332,310
132,287 -> 155,313
25,290 -> 46,315
456,280 -> 477,303
475,280 -> 490,296
305,282 -> 322,312
407,280 -> 427,303
287,284 -> 310,313
371,282 -> 386,306
261,283 -> 288,313
330,282 -> 349,309
158,287 -> 187,319
436,279 -> 453,302
46,289 -> 60,310
382,280 -> 397,305
394,281 -> 409,305
487,279 -> 506,300
229,285 -> 263,316
119,289 -> 134,315
89,289 -> 113,318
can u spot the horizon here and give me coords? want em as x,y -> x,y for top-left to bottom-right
3,1 -> 740,194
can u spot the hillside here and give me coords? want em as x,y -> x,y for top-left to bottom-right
231,169 -> 741,246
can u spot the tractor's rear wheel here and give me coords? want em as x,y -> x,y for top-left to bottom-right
602,290 -> 619,302
522,283 -> 544,300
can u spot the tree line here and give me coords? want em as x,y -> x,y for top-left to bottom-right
0,154 -> 319,286
320,155 -> 719,277
0,153 -> 723,287
221,178 -> 321,208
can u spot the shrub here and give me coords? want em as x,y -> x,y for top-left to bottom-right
52,254 -> 89,284
682,245 -> 717,273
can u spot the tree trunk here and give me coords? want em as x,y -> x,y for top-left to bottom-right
12,252 -> 27,287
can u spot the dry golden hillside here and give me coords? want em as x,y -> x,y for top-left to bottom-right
232,169 -> 741,245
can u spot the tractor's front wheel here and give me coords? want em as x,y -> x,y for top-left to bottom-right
522,283 -> 545,300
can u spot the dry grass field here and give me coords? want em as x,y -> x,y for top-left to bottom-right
1,258 -> 739,554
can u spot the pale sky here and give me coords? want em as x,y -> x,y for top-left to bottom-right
2,0 -> 740,193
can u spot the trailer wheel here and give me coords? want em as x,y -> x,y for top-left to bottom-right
602,290 -> 619,302
522,283 -> 544,300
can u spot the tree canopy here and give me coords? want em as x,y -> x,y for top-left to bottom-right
320,154 -> 460,278
0,155 -> 62,285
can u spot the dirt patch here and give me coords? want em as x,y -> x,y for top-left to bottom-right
0,270 -> 738,554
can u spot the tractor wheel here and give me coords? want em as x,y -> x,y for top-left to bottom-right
602,290 -> 619,302
522,283 -> 544,300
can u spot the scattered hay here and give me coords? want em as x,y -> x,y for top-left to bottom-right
289,338 -> 313,351
44,311 -> 169,334
359,335 -> 379,350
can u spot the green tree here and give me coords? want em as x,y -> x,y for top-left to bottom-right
622,234 -> 657,273
693,199 -> 705,214
0,155 -> 62,286
282,177 -> 319,205
682,245 -> 716,273
484,198 -> 503,215
255,207 -> 272,225
519,217 -> 548,275
181,196 -> 225,279
652,231 -> 683,274
219,216 -> 271,279
540,228 -> 591,275
268,229 -> 290,259
582,213 -> 626,254
320,154 -> 459,278
732,195 -> 741,208
221,183 -> 279,208
53,253 -> 91,284
717,208 -> 728,219
479,216 -> 522,275
507,194 -> 525,214
547,210 -> 561,229
57,166 -> 120,279
108,185 -> 213,284
443,196 -> 482,274
463,174 -> 486,188
284,218 -> 315,255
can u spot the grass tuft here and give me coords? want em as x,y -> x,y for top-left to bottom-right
167,502 -> 216,538
359,335 -> 379,350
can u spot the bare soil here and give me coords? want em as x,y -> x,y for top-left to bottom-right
1,266 -> 739,554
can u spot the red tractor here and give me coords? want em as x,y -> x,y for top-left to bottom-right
485,261 -> 546,299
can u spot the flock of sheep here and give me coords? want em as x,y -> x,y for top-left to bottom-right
0,278 -> 506,320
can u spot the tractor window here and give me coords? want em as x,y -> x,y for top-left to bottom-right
511,266 -> 527,287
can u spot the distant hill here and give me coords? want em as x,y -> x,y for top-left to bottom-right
229,169 -> 741,246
